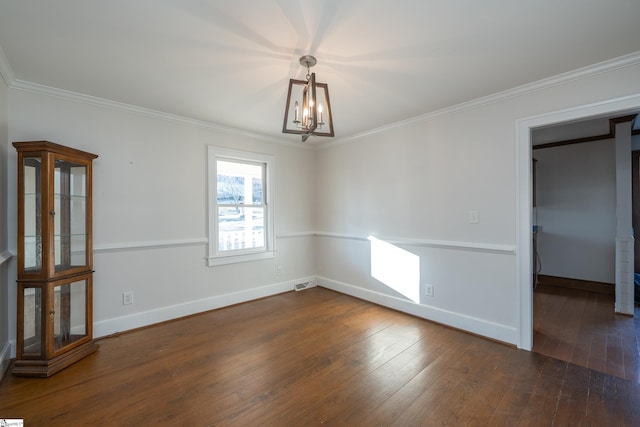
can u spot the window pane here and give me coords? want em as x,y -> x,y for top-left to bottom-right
217,160 -> 263,206
217,173 -> 244,204
218,207 -> 265,251
252,177 -> 263,204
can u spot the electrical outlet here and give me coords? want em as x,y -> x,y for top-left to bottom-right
425,284 -> 434,297
123,291 -> 134,305
277,266 -> 283,276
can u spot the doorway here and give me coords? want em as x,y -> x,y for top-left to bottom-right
530,125 -> 628,378
515,93 -> 640,351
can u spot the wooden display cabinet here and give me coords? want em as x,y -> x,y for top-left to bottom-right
12,141 -> 99,377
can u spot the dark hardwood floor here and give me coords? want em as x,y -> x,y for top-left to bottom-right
1,287 -> 640,426
533,283 -> 640,383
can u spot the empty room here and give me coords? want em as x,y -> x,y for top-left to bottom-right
1,1 -> 639,425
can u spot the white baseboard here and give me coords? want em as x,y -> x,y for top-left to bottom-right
93,280 -> 296,338
317,276 -> 517,346
0,341 -> 13,381
93,274 -> 516,346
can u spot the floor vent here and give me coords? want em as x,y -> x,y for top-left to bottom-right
294,281 -> 311,291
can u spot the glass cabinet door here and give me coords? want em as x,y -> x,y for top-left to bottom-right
52,279 -> 88,353
21,285 -> 43,357
23,156 -> 43,274
54,159 -> 88,272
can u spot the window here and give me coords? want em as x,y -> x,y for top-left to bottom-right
207,146 -> 274,266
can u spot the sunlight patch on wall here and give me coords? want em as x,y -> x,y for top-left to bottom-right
368,236 -> 420,303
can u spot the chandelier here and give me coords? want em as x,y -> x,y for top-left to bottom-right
282,55 -> 334,142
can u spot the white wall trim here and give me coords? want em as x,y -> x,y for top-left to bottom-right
317,276 -> 517,345
93,233 -> 315,254
0,341 -> 13,382
94,238 -> 208,254
0,250 -> 14,266
515,92 -> 640,351
324,51 -> 640,148
314,231 -> 516,255
94,279 -> 297,338
276,231 -> 316,239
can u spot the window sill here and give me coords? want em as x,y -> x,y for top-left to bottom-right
207,250 -> 275,267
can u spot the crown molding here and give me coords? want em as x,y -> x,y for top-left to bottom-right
3,46 -> 639,150
322,50 -> 640,149
0,45 -> 15,86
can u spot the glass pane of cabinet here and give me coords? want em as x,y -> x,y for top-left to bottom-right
23,156 -> 42,274
54,159 -> 88,272
22,286 -> 43,357
53,279 -> 88,352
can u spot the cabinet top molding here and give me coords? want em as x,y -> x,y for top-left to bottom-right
13,140 -> 98,160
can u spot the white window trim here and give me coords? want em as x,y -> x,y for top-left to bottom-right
207,146 -> 275,266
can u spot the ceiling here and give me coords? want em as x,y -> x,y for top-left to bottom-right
0,0 -> 639,143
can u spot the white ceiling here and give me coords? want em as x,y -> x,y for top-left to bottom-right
0,0 -> 639,142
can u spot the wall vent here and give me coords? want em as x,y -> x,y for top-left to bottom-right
294,281 -> 310,291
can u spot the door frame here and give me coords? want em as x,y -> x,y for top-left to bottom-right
515,93 -> 640,350
632,150 -> 640,273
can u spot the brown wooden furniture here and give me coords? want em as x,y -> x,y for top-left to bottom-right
12,141 -> 98,377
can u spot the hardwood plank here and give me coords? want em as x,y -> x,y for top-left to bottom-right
230,316 -> 439,425
487,353 -> 550,427
606,329 -> 626,378
352,333 -> 477,426
552,363 -> 591,425
391,343 -> 511,425
533,284 -> 640,383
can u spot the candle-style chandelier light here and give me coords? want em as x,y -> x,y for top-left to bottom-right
282,55 -> 334,142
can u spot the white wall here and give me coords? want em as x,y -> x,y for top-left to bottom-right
534,139 -> 616,283
0,66 -> 10,377
315,58 -> 640,346
6,89 -> 317,342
